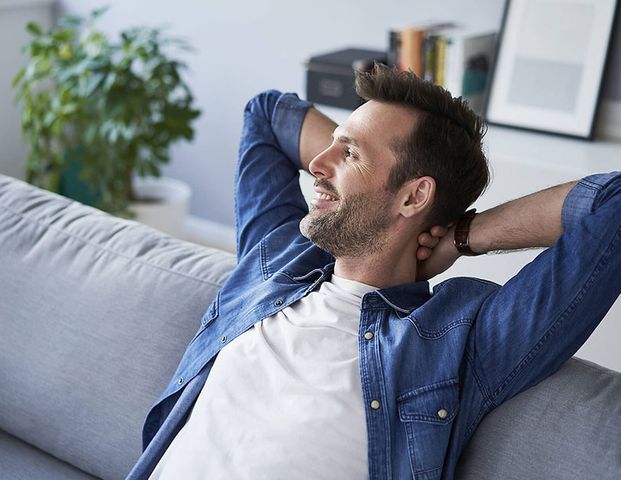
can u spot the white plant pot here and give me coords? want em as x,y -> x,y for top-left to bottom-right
130,176 -> 191,238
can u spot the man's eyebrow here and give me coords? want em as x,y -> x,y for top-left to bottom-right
331,133 -> 360,148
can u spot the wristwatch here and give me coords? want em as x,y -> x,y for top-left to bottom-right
453,209 -> 482,256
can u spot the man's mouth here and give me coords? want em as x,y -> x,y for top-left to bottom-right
317,192 -> 338,201
311,191 -> 339,208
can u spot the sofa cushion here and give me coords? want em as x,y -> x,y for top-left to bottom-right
455,357 -> 621,479
0,429 -> 98,480
0,175 -> 236,479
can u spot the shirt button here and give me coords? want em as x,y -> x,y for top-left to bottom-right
364,332 -> 374,340
437,408 -> 448,419
220,335 -> 227,343
274,299 -> 284,307
370,400 -> 381,410
177,377 -> 184,385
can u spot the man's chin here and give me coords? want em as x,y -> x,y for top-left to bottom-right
299,214 -> 313,241
299,215 -> 329,250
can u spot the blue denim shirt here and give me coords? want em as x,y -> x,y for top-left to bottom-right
127,90 -> 621,480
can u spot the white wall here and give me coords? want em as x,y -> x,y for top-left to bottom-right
55,0 -> 506,226
0,0 -> 54,180
4,0 -> 621,225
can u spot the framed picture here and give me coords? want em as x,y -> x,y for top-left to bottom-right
484,0 -> 619,140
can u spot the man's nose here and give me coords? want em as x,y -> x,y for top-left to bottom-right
309,148 -> 335,179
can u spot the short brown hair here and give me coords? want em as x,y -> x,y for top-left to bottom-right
355,63 -> 490,228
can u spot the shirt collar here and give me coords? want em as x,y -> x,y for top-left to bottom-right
296,261 -> 431,313
293,260 -> 431,313
376,282 -> 431,313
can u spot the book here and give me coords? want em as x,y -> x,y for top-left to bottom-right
436,27 -> 497,114
435,35 -> 448,86
422,32 -> 441,82
387,30 -> 402,71
396,22 -> 455,77
386,24 -> 497,115
400,27 -> 425,76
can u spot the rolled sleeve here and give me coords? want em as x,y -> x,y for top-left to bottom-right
271,92 -> 313,170
561,171 -> 621,231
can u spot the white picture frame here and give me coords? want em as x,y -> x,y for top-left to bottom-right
484,0 -> 619,140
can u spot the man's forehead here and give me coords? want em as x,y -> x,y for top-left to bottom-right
338,100 -> 417,150
331,127 -> 360,147
355,99 -> 418,124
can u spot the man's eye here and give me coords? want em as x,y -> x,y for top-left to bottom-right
345,148 -> 357,160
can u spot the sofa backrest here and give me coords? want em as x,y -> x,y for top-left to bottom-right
0,174 -> 236,479
456,356 -> 621,479
1,174 -> 620,479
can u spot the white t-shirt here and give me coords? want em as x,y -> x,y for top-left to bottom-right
149,274 -> 377,480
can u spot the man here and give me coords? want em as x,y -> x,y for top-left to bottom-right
127,64 -> 621,479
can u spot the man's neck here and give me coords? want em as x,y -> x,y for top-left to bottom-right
333,237 -> 420,289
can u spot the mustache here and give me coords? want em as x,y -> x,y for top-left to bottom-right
313,179 -> 339,197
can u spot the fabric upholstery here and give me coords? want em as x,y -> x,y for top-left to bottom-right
455,357 -> 621,479
0,429 -> 98,480
0,174 -> 236,479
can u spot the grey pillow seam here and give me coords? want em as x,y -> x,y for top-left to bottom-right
0,204 -> 228,289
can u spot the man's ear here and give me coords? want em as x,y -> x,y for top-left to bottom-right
398,176 -> 435,219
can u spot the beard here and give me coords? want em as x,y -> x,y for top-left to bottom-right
299,187 -> 393,258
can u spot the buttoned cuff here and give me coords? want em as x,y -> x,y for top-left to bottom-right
562,171 -> 621,231
272,92 -> 313,170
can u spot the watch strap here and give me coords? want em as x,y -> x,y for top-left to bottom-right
454,209 -> 482,256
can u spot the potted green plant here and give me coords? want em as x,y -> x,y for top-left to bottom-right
12,7 -> 201,221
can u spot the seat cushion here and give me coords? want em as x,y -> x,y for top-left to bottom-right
0,429 -> 98,480
0,175 -> 236,479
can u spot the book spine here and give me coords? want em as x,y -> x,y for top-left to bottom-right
461,33 -> 496,97
388,30 -> 401,70
444,36 -> 462,97
423,33 -> 438,82
399,27 -> 426,76
435,36 -> 448,87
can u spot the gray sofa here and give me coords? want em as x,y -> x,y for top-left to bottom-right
0,172 -> 620,480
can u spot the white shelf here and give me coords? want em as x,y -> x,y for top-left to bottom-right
485,124 -> 621,174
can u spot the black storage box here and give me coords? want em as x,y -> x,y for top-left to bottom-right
305,48 -> 387,110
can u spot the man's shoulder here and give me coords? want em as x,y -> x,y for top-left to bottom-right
427,276 -> 500,312
403,277 -> 500,338
433,276 -> 500,293
234,219 -> 332,279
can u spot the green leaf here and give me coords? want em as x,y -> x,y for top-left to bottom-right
12,67 -> 26,88
81,72 -> 105,97
26,22 -> 43,36
54,28 -> 75,43
43,111 -> 56,127
60,103 -> 78,115
147,162 -> 161,177
91,6 -> 110,19
58,15 -> 83,28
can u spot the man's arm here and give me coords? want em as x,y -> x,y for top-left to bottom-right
422,172 -> 621,407
298,107 -> 337,172
235,90 -> 314,260
468,180 -> 577,252
416,180 -> 577,279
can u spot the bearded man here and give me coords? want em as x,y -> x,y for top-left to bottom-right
127,64 -> 621,480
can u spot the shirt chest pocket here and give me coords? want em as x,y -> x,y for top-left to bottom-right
397,379 -> 459,479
